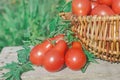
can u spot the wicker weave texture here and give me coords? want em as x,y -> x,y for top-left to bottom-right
60,13 -> 120,63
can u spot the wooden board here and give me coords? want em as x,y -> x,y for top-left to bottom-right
0,46 -> 120,80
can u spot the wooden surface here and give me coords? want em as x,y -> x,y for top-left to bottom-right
0,46 -> 120,80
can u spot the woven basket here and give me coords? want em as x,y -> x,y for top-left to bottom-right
60,12 -> 120,63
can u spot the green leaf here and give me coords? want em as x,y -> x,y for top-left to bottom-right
3,62 -> 18,70
49,17 -> 58,33
80,48 -> 98,73
2,72 -> 12,80
63,1 -> 72,12
17,46 -> 31,63
22,62 -> 34,72
81,62 -> 90,73
83,48 -> 98,64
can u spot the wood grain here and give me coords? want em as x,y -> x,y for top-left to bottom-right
0,46 -> 120,80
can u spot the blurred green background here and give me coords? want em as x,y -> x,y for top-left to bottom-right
0,0 -> 62,51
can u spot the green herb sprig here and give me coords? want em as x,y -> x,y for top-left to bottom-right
2,46 -> 34,80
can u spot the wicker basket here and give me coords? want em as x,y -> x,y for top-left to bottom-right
60,12 -> 120,63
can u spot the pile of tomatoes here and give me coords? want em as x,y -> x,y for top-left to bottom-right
72,0 -> 120,16
29,34 -> 87,72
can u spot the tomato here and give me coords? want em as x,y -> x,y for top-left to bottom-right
72,0 -> 91,16
91,0 -> 98,1
29,40 -> 53,66
112,0 -> 120,14
54,40 -> 67,54
98,0 -> 112,6
50,34 -> 65,43
91,5 -> 115,16
65,48 -> 87,71
43,40 -> 67,72
72,41 -> 82,49
91,1 -> 99,9
43,50 -> 64,72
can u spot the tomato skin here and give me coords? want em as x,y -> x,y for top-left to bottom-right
29,40 -> 53,66
43,40 -> 67,72
43,49 -> 64,72
54,40 -> 67,55
50,34 -> 65,43
72,0 -> 91,16
91,1 -> 99,9
112,0 -> 120,14
72,41 -> 82,49
98,0 -> 112,6
91,5 -> 115,16
65,48 -> 87,70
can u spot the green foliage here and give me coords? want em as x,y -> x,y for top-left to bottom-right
81,48 -> 98,73
2,46 -> 34,80
0,0 -> 61,51
1,1 -> 98,79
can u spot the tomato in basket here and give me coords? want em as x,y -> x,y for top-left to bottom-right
72,0 -> 91,16
112,0 -> 120,14
98,0 -> 112,6
91,5 -> 115,16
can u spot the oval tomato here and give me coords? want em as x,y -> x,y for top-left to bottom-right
50,34 -> 65,43
43,40 -> 66,72
72,0 -> 91,16
43,50 -> 64,72
91,1 -> 99,9
91,0 -> 98,1
98,0 -> 112,6
91,5 -> 115,16
65,48 -> 87,70
29,40 -> 53,66
54,40 -> 67,54
112,0 -> 120,14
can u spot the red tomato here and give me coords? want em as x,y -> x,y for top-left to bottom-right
72,0 -> 91,16
29,40 -> 53,66
54,40 -> 67,55
98,0 -> 112,6
43,50 -> 64,72
65,48 -> 87,70
72,41 -> 82,49
43,40 -> 67,72
50,34 -> 65,43
91,0 -> 98,1
91,1 -> 99,9
112,0 -> 120,14
91,5 -> 115,16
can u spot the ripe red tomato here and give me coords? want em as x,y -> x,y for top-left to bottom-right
91,5 -> 115,16
91,0 -> 98,1
65,48 -> 87,70
72,0 -> 91,16
54,40 -> 67,54
112,0 -> 120,14
29,40 -> 53,66
72,41 -> 82,49
43,40 -> 67,72
50,34 -> 65,43
98,0 -> 112,6
43,50 -> 64,72
91,1 -> 99,9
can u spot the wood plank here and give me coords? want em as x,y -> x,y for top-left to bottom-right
0,46 -> 120,80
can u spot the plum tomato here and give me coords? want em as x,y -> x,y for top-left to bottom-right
29,40 -> 53,66
98,0 -> 112,6
65,48 -> 87,71
112,0 -> 120,14
72,0 -> 91,16
91,5 -> 115,16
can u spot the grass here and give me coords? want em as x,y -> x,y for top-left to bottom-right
0,0 -> 61,51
